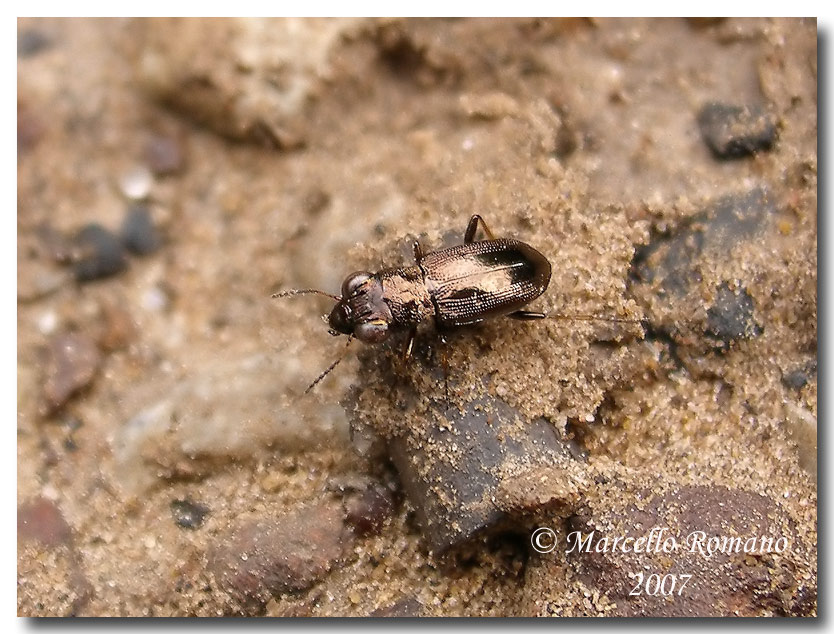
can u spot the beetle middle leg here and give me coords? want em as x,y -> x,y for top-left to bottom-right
464,214 -> 497,243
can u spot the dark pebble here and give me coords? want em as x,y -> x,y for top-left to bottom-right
171,499 -> 210,530
145,135 -> 184,175
72,223 -> 128,282
121,205 -> 161,255
697,102 -> 777,159
42,332 -> 102,414
782,360 -> 817,390
18,28 -> 53,57
706,282 -> 763,345
344,484 -> 394,536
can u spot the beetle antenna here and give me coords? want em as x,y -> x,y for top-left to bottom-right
304,335 -> 354,394
273,288 -> 341,302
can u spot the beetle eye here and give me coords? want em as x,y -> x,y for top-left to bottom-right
355,320 -> 389,343
341,271 -> 371,297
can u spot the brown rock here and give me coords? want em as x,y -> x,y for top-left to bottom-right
41,332 -> 102,414
344,484 -> 395,537
97,299 -> 137,351
563,485 -> 813,616
18,497 -> 72,548
17,498 -> 93,615
209,502 -> 352,610
145,134 -> 184,175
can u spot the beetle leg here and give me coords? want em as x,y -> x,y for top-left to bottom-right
508,310 -> 547,320
437,332 -> 450,406
464,214 -> 496,243
412,240 -> 424,264
402,327 -> 417,360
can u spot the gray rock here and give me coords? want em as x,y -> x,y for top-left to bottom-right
72,223 -> 128,282
121,205 -> 161,256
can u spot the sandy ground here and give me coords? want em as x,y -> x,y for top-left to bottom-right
18,17 -> 816,616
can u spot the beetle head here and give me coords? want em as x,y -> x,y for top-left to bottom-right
328,271 -> 392,343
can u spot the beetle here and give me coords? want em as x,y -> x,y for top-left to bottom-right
274,215 -> 552,392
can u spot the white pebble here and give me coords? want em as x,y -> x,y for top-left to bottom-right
141,286 -> 168,312
120,166 -> 153,200
36,310 -> 58,334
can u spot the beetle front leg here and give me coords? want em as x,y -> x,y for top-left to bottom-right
464,214 -> 497,243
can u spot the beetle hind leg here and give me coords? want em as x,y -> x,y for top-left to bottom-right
508,310 -> 547,320
464,214 -> 497,243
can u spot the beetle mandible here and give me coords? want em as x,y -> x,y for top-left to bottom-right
275,215 -> 552,392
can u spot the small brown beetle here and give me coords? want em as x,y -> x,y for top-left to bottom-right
275,215 -> 635,392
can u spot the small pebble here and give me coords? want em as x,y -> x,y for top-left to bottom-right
145,135 -> 184,175
42,332 -> 102,414
72,224 -> 128,282
97,300 -> 136,351
697,102 -> 777,159
141,286 -> 168,312
18,28 -> 53,57
782,361 -> 816,390
170,499 -> 209,530
209,502 -> 351,610
18,498 -> 72,547
301,188 -> 330,216
17,103 -> 44,153
36,310 -> 59,335
119,166 -> 153,201
706,282 -> 763,345
344,484 -> 395,536
121,205 -> 161,255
